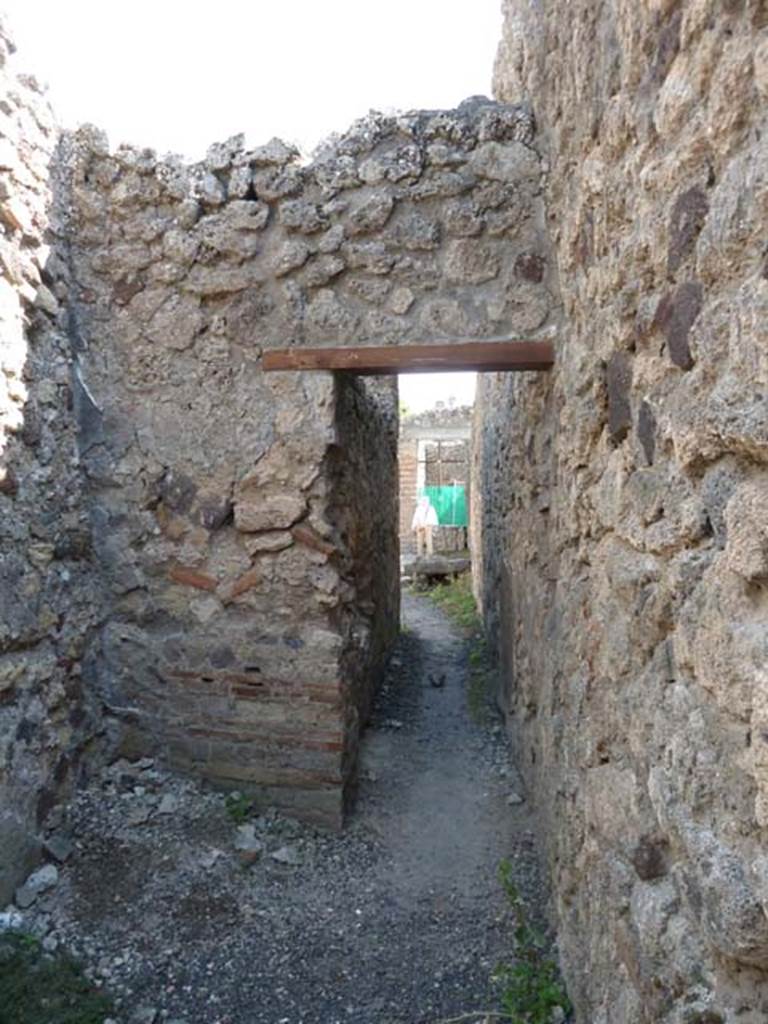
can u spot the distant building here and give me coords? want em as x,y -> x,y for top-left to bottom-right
398,403 -> 472,557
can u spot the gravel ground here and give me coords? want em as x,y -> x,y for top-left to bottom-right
7,592 -> 553,1024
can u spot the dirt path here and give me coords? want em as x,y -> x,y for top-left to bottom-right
14,592 -> 550,1024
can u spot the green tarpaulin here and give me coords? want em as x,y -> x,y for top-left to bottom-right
423,485 -> 468,527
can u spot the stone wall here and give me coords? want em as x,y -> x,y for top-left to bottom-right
331,374 -> 400,801
60,99 -> 556,826
475,2 -> 768,1021
0,24 -> 102,902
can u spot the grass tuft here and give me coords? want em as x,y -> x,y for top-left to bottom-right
0,931 -> 114,1024
425,572 -> 479,632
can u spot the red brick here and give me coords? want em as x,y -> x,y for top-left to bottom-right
228,566 -> 261,598
168,563 -> 217,591
291,523 -> 337,556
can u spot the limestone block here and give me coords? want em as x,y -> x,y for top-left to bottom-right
317,224 -> 345,253
347,275 -> 391,304
242,531 -> 293,555
444,239 -> 500,284
252,165 -> 303,201
110,170 -> 162,207
228,164 -> 252,199
706,37 -> 756,158
675,825 -> 768,968
33,282 -> 58,317
359,143 -> 422,184
669,376 -> 768,469
425,142 -> 465,166
0,648 -> 57,697
696,146 -> 768,286
306,288 -> 359,337
145,293 -> 202,351
442,199 -> 484,237
419,298 -> 469,338
196,214 -> 261,261
273,239 -> 310,277
723,481 -> 768,582
343,241 -> 395,275
303,255 -> 345,288
205,134 -> 244,172
183,264 -> 259,296
503,280 -> 551,332
388,286 -> 415,315
469,140 -> 540,183
233,492 -> 307,533
390,212 -> 441,251
654,56 -> 698,140
346,192 -> 394,236
0,195 -> 32,234
196,172 -> 226,206
675,581 -> 759,723
162,228 -> 199,266
279,198 -> 328,234
247,137 -> 299,167
411,169 -> 475,200
221,199 -> 269,231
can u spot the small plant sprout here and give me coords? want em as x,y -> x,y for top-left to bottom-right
430,862 -> 571,1024
224,791 -> 254,824
492,859 -> 572,1023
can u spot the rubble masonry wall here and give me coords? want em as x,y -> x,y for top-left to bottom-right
60,100 -> 557,828
474,2 -> 768,1021
0,25 -> 104,903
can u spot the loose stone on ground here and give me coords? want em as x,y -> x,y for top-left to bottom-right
3,592 -> 551,1024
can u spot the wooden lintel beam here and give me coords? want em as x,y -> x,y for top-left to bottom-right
262,340 -> 555,375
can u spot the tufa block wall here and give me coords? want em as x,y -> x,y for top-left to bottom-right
475,1 -> 768,1021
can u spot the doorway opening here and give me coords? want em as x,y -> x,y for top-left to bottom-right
263,339 -> 554,817
398,372 -> 475,583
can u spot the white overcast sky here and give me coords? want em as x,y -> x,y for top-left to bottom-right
3,0 -> 494,410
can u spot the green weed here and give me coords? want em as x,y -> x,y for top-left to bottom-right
430,860 -> 571,1023
0,931 -> 113,1024
492,860 -> 572,1023
224,791 -> 254,823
